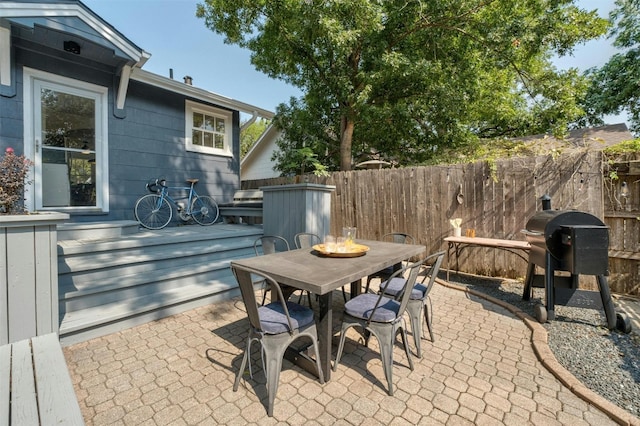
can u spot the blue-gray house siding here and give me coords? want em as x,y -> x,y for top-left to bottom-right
101,80 -> 241,222
0,0 -> 273,223
2,47 -> 241,222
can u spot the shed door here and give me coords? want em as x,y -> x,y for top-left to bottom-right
26,69 -> 108,212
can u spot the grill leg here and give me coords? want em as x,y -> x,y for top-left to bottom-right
545,254 -> 555,321
522,261 -> 536,301
571,274 -> 579,289
596,275 -> 617,330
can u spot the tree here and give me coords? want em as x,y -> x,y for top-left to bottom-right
197,1 -> 607,170
583,0 -> 640,135
240,118 -> 270,158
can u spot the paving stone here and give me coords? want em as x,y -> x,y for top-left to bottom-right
63,284 -> 630,425
122,405 -> 155,425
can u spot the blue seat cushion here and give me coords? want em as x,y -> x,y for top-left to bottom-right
380,277 -> 425,300
259,301 -> 315,334
344,293 -> 401,323
371,265 -> 394,277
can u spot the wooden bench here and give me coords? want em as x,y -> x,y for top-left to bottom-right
218,189 -> 263,224
444,236 -> 531,281
1,333 -> 84,425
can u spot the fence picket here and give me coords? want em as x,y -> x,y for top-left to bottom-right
245,151 -> 639,296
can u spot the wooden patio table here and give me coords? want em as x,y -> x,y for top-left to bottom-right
230,239 -> 426,381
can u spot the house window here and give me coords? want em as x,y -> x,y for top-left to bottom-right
185,100 -> 232,155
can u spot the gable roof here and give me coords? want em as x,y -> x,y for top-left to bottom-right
0,0 -> 274,118
241,124 -> 282,180
0,0 -> 149,68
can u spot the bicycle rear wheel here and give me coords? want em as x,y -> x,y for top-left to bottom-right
190,195 -> 219,225
135,194 -> 173,229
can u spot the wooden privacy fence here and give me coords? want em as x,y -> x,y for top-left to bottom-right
603,152 -> 640,296
245,150 -> 640,296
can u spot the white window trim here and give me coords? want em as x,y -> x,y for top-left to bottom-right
23,67 -> 109,213
185,100 -> 232,156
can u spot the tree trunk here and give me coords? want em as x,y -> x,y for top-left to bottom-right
340,115 -> 354,171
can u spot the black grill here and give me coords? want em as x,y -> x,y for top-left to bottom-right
524,210 -> 609,275
521,198 -> 631,332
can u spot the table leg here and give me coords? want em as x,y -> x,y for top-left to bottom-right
446,242 -> 453,281
349,278 -> 363,297
284,291 -> 333,380
317,292 -> 333,380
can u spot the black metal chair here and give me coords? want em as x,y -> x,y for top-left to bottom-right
231,264 -> 324,417
254,235 -> 313,307
333,257 -> 424,395
293,232 -> 321,250
378,251 -> 445,357
364,233 -> 416,293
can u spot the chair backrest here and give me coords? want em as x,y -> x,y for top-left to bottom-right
382,233 -> 415,245
254,235 -> 290,256
417,251 -> 445,298
294,232 -> 321,249
367,257 -> 424,325
231,263 -> 296,334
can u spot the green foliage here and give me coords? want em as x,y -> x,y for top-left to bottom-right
240,118 -> 270,158
0,148 -> 33,214
601,138 -> 640,180
603,138 -> 640,155
197,0 -> 607,170
272,143 -> 329,177
583,0 -> 640,135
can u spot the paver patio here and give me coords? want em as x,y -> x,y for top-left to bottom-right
63,283 -> 626,425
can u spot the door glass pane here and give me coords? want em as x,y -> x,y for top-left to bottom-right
41,89 -> 96,207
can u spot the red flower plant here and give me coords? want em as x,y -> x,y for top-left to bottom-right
0,147 -> 33,214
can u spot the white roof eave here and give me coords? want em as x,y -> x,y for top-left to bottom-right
241,124 -> 280,168
0,1 -> 149,67
132,68 -> 275,118
0,1 -> 273,118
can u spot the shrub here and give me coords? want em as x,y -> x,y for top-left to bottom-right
0,147 -> 33,214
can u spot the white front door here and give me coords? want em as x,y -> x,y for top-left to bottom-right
24,68 -> 109,212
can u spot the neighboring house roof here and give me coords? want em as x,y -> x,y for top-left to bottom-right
241,124 -> 282,181
514,123 -> 633,153
0,0 -> 274,118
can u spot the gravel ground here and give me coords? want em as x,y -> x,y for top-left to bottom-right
442,272 -> 640,417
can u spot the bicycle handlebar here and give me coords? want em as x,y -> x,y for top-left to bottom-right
146,178 -> 167,193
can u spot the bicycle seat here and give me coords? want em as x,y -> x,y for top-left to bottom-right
186,178 -> 199,184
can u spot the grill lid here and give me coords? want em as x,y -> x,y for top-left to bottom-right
524,210 -> 607,258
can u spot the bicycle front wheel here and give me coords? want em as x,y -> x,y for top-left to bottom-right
135,194 -> 173,229
190,195 -> 219,225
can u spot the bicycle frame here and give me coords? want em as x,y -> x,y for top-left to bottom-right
136,178 -> 218,229
156,183 -> 199,214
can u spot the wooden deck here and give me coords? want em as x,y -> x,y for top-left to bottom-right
1,333 -> 83,425
57,222 -> 263,345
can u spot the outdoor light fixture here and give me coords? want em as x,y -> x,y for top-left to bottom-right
621,181 -> 629,198
63,40 -> 81,55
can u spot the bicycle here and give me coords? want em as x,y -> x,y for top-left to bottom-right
134,178 -> 219,229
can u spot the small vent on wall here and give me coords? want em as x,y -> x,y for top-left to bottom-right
63,40 -> 81,55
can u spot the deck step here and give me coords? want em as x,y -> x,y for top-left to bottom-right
57,220 -> 140,241
57,223 -> 263,346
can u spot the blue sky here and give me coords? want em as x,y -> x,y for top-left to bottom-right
83,0 -> 625,124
